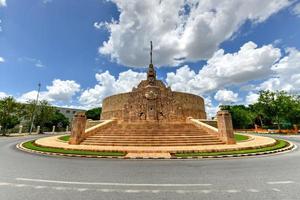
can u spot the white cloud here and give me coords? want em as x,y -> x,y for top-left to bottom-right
259,48 -> 300,92
214,89 -> 239,104
0,0 -> 6,7
18,79 -> 80,103
0,56 -> 4,63
166,41 -> 281,95
79,69 -> 146,108
245,92 -> 259,105
204,96 -> 219,119
0,92 -> 9,99
292,2 -> 300,16
46,79 -> 80,102
18,57 -> 46,68
99,0 -> 290,67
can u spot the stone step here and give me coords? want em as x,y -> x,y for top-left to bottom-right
84,138 -> 221,142
89,135 -> 216,138
81,141 -> 225,146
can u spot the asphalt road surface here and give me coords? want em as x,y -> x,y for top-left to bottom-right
1,134 -> 300,200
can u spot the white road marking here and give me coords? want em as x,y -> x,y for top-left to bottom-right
16,178 -> 211,187
198,190 -> 212,194
226,189 -> 240,193
125,190 -> 140,193
267,181 -> 294,185
97,189 -> 115,192
0,182 -> 11,186
52,186 -> 68,190
15,184 -> 26,187
151,190 -> 160,193
77,188 -> 89,192
34,185 -> 47,189
271,188 -> 281,192
247,189 -> 259,193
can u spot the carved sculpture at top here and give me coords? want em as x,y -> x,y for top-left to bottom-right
101,42 -> 207,122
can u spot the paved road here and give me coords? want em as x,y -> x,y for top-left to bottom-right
0,135 -> 300,200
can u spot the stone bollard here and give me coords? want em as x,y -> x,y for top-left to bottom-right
66,125 -> 69,133
36,126 -> 40,134
52,126 -> 55,133
254,124 -> 258,133
217,110 -> 236,144
294,124 -> 298,134
18,125 -> 23,134
69,112 -> 87,145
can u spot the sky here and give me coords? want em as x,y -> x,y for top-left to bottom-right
0,0 -> 300,118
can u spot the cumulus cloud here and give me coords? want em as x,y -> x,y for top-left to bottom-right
0,92 -> 9,99
79,69 -> 146,108
99,0 -> 290,67
0,56 -> 4,63
214,89 -> 239,104
292,2 -> 300,16
0,0 -> 6,7
166,41 -> 281,95
259,48 -> 300,92
18,79 -> 80,103
245,92 -> 259,105
204,96 -> 220,119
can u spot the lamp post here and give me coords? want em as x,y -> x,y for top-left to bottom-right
29,82 -> 41,134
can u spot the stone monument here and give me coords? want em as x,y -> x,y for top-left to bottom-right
70,42 -> 235,147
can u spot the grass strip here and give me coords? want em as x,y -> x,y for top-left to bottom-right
234,134 -> 249,141
58,135 -> 70,141
22,140 -> 126,156
175,139 -> 289,157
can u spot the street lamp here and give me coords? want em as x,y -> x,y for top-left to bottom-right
29,82 -> 41,134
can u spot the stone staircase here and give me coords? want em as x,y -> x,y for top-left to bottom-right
81,122 -> 225,146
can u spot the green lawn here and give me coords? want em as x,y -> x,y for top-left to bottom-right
59,135 -> 70,142
234,134 -> 249,141
22,140 -> 126,156
175,139 -> 289,157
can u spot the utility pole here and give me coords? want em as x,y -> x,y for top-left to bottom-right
29,82 -> 41,134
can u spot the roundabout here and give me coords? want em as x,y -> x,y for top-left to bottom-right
17,133 -> 294,159
1,134 -> 300,200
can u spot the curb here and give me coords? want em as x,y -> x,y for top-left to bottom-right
16,140 -> 296,160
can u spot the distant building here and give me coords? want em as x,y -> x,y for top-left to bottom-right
55,107 -> 86,122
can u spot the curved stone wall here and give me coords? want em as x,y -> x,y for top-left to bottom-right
101,91 -> 206,120
101,92 -> 130,120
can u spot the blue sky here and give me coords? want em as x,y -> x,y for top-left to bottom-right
0,0 -> 300,117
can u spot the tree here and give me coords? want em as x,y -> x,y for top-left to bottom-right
253,90 -> 299,131
0,97 -> 21,135
46,110 -> 69,131
86,107 -> 102,120
220,105 -> 256,129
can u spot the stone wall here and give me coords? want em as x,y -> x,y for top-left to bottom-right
101,91 -> 206,121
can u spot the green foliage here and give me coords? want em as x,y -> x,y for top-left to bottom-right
86,107 -> 102,120
220,90 -> 300,130
0,97 -> 21,135
220,105 -> 255,129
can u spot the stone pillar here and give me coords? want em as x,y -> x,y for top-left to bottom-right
217,110 -> 236,144
52,126 -> 55,133
69,112 -> 86,145
294,124 -> 298,134
254,124 -> 258,133
36,126 -> 40,134
18,125 -> 23,134
66,126 -> 69,133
